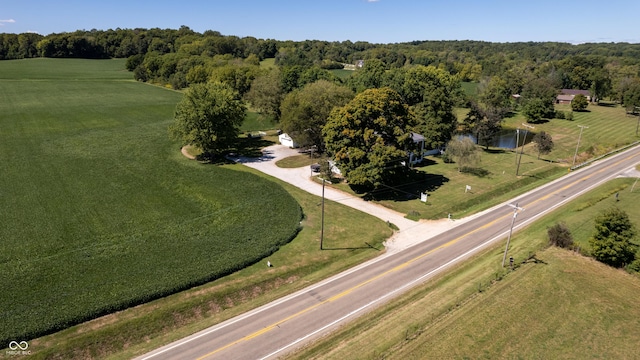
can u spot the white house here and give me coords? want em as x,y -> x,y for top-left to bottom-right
278,133 -> 299,148
408,132 -> 426,165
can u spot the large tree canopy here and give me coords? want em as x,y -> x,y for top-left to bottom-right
589,207 -> 637,268
279,80 -> 354,151
170,82 -> 246,156
323,87 -> 416,189
571,94 -> 589,111
384,65 -> 460,149
478,76 -> 512,111
462,101 -> 504,149
522,98 -> 550,123
348,58 -> 386,93
245,68 -> 284,120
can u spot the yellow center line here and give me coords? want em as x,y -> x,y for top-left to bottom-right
197,215 -> 504,359
197,151 -> 639,359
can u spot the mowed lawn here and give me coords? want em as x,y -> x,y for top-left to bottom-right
0,59 -> 302,344
330,102 -> 638,220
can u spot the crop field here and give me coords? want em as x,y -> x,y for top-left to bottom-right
0,59 -> 302,344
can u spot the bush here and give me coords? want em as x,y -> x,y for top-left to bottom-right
571,94 -> 589,111
589,207 -> 637,268
555,110 -> 565,119
626,258 -> 640,273
441,152 -> 454,163
565,111 -> 574,120
548,222 -> 574,248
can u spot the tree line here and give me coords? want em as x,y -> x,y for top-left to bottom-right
3,27 -> 640,107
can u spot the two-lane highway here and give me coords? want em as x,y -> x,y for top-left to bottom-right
138,144 -> 639,360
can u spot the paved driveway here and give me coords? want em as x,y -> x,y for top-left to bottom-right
227,144 -> 477,254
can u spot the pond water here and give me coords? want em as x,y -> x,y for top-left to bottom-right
461,129 -> 534,149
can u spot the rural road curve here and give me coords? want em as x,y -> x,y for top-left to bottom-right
140,144 -> 640,360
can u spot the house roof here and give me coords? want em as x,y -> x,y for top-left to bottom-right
411,132 -> 425,143
557,94 -> 575,102
560,89 -> 590,96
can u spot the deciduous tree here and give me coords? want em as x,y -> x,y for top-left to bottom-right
323,87 -> 416,189
571,94 -> 589,111
279,80 -> 353,151
532,131 -> 554,159
445,137 -> 480,171
589,207 -> 637,268
462,101 -> 504,150
348,58 -> 386,93
478,76 -> 512,111
245,68 -> 284,120
384,66 -> 460,149
522,98 -> 549,123
170,82 -> 246,156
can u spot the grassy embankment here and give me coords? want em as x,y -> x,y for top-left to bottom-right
289,177 -> 640,359
0,58 -> 392,359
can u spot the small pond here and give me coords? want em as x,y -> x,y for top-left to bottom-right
460,129 -> 534,149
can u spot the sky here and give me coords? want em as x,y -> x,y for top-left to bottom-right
2,0 -> 640,44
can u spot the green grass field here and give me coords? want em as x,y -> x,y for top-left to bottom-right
329,68 -> 355,80
0,58 -> 302,345
289,178 -> 640,359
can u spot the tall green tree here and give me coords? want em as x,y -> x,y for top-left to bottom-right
589,207 -> 637,268
478,76 -> 512,111
384,66 -> 460,149
348,58 -> 386,93
170,82 -> 246,156
323,87 -> 416,189
462,101 -> 504,150
521,77 -> 557,119
522,98 -> 549,123
279,80 -> 354,151
571,94 -> 589,111
622,80 -> 640,110
589,68 -> 611,102
245,68 -> 284,120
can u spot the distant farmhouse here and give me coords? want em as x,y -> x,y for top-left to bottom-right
556,89 -> 591,104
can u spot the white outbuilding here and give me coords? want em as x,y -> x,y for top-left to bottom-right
278,133 -> 299,148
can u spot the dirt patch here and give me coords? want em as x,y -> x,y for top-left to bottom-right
181,146 -> 196,160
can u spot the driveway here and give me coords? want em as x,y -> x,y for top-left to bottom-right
227,144 -> 476,254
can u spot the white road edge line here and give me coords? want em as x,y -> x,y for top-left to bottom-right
138,150 -> 638,360
259,164 -> 634,360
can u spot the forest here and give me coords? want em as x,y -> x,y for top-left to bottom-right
3,27 -> 640,161
2,26 -> 640,98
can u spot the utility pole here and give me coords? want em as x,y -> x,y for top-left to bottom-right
515,123 -> 534,176
514,128 -> 520,165
502,203 -> 525,267
319,178 -> 329,250
309,145 -> 316,177
572,125 -> 589,167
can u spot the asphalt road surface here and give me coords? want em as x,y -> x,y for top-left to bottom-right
138,144 -> 640,360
